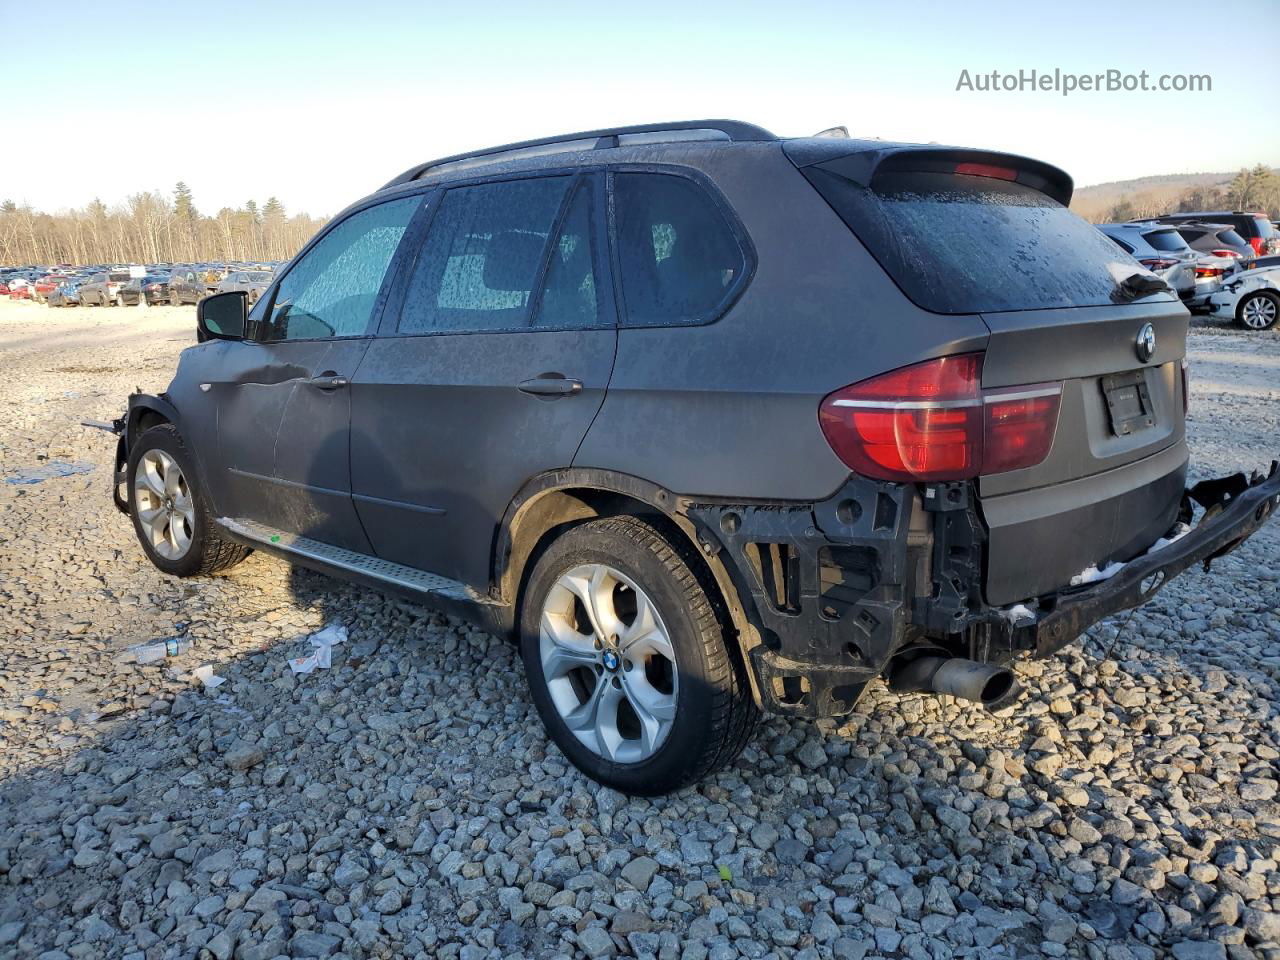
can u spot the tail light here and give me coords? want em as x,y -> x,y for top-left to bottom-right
1180,357 -> 1189,416
1249,237 -> 1265,255
1138,258 -> 1179,271
1209,249 -> 1241,260
1195,265 -> 1225,279
819,353 -> 1062,483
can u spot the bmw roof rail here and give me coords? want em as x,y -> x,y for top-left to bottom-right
380,119 -> 777,190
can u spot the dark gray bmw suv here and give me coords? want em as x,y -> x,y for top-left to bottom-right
107,121 -> 1280,794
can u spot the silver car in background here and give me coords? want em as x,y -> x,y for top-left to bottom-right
214,270 -> 273,305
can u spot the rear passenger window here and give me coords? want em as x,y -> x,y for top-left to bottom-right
399,177 -> 569,334
612,173 -> 746,326
534,181 -> 599,328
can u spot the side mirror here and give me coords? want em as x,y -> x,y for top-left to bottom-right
197,291 -> 248,343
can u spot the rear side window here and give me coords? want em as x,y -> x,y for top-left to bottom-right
399,176 -> 569,334
261,195 -> 419,342
1143,229 -> 1189,253
803,169 -> 1164,314
613,173 -> 747,326
1215,228 -> 1247,246
1254,218 -> 1276,239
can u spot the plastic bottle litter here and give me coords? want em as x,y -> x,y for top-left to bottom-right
120,636 -> 192,664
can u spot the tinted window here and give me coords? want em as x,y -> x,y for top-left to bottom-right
1253,217 -> 1275,239
613,173 -> 746,326
534,180 -> 600,328
262,195 -> 419,342
1143,229 -> 1190,254
1106,236 -> 1134,254
1215,228 -> 1247,246
399,177 -> 568,334
804,169 -> 1168,313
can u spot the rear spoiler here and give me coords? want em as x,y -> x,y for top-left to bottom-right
782,139 -> 1074,206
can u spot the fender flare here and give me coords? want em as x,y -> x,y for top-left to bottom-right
125,393 -> 183,450
493,468 -> 768,697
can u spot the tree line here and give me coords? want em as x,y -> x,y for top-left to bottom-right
1101,164 -> 1280,224
0,182 -> 329,267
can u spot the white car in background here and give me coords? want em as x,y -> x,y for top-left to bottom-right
1208,259 -> 1280,330
1097,222 -> 1238,311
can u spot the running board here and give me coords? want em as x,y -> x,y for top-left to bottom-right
216,517 -> 507,631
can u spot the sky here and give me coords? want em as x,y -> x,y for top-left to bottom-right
2,0 -> 1276,218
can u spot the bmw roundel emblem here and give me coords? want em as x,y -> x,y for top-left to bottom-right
602,650 -> 619,671
1136,322 -> 1156,363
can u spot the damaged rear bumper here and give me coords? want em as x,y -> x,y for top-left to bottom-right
687,463 -> 1280,719
998,462 -> 1280,660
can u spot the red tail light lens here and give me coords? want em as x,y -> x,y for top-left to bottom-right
1250,237 -> 1265,255
1195,265 -> 1224,279
1180,357 -> 1189,416
981,386 -> 1062,475
1138,257 -> 1179,271
819,354 -> 1062,482
953,162 -> 1019,182
1209,249 -> 1241,260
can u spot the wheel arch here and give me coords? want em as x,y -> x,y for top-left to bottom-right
126,393 -> 183,450
495,469 -> 766,704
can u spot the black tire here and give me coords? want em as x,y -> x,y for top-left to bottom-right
1236,290 -> 1279,331
519,516 -> 758,794
127,424 -> 251,577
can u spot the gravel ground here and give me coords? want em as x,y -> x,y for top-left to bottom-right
0,299 -> 1277,960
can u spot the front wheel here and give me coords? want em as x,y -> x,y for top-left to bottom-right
1237,290 -> 1279,330
127,424 -> 251,577
520,516 -> 758,795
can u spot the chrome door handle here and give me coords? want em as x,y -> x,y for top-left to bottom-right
517,377 -> 583,398
308,374 -> 349,390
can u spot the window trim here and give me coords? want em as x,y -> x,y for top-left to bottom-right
605,163 -> 757,330
379,169 -> 620,339
250,192 -> 428,344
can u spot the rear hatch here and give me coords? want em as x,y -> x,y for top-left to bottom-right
789,142 -> 1189,605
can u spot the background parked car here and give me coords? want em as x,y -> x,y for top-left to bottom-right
78,271 -> 133,306
1166,222 -> 1256,261
1154,210 -> 1279,256
32,274 -> 70,303
168,267 -> 209,305
47,281 -> 82,307
7,279 -> 33,300
1208,262 -> 1280,330
1098,223 -> 1198,303
214,270 -> 272,304
118,274 -> 171,306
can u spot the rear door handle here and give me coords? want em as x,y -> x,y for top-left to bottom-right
308,374 -> 349,390
518,376 -> 583,398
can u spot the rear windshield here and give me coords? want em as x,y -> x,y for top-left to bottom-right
109,272 -> 131,281
803,168 -> 1161,313
1144,229 -> 1190,253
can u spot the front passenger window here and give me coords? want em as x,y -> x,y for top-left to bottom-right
261,196 -> 421,342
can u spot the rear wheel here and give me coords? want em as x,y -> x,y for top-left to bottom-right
127,424 -> 251,577
520,516 -> 758,795
1237,290 -> 1279,330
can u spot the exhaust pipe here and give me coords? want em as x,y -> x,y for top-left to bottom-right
889,656 -> 1021,711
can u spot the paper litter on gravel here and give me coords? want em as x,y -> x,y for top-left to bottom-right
288,622 -> 349,674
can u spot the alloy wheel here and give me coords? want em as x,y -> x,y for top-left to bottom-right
539,563 -> 678,763
1241,294 -> 1278,330
134,449 -> 195,560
